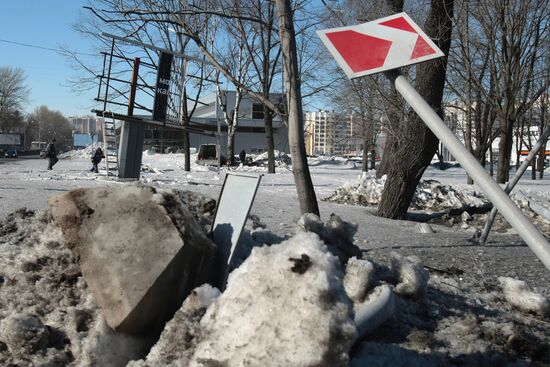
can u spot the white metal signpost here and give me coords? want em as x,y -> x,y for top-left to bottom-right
318,13 -> 550,271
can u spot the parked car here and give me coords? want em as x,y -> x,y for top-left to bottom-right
196,144 -> 226,166
4,150 -> 18,158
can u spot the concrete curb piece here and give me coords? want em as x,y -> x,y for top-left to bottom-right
49,186 -> 217,335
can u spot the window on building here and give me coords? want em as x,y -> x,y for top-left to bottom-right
252,103 -> 264,120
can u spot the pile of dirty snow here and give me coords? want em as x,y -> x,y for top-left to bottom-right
0,188 -> 218,367
59,144 -> 102,159
326,174 -> 488,213
308,155 -> 349,167
2,190 -> 550,366
252,150 -> 291,168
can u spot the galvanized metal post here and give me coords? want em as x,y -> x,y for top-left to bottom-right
479,124 -> 550,244
385,69 -> 550,271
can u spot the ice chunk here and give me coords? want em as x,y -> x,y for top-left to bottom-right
498,277 -> 549,315
390,252 -> 429,297
344,257 -> 375,302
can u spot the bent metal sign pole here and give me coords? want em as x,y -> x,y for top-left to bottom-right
318,12 -> 550,271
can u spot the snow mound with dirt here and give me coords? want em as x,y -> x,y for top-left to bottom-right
59,144 -> 102,159
1,191 -> 550,366
0,209 -> 151,367
325,174 -> 489,212
192,232 -> 357,366
252,150 -> 291,168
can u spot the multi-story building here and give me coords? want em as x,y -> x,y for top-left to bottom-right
69,115 -> 104,137
304,110 -> 363,156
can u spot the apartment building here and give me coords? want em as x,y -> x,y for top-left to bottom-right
69,115 -> 104,136
304,110 -> 362,156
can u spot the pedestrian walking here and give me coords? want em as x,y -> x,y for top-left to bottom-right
239,149 -> 247,166
45,138 -> 58,170
90,147 -> 105,173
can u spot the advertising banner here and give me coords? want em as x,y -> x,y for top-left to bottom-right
153,52 -> 174,122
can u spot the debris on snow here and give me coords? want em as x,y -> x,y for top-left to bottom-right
133,233 -> 360,367
498,277 -> 549,315
433,314 -> 489,356
517,190 -> 550,221
296,213 -> 362,264
325,174 -> 489,213
1,206 -> 550,366
390,252 -> 429,297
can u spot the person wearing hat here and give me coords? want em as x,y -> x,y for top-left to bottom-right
45,138 -> 58,170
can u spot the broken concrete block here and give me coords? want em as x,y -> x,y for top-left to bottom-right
48,186 -> 216,335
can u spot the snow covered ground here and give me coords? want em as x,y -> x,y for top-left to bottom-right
1,151 -> 550,365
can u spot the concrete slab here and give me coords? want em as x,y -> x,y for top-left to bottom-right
48,186 -> 216,335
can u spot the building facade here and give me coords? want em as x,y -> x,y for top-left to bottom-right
69,115 -> 104,137
189,91 -> 289,155
304,110 -> 363,156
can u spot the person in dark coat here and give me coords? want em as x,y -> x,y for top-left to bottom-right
239,149 -> 246,166
46,138 -> 58,170
90,147 -> 105,173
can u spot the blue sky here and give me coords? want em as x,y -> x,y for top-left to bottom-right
0,1 -> 330,118
0,1 -> 96,117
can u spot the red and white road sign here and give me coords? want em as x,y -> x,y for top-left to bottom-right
317,13 -> 444,79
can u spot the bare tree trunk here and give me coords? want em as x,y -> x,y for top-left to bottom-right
362,139 -> 368,172
183,116 -> 191,171
264,107 -> 276,173
538,150 -> 546,179
489,144 -> 494,176
227,90 -> 242,166
497,121 -> 514,183
516,120 -> 524,170
376,134 -> 395,178
275,0 -> 319,215
532,152 -> 537,180
378,0 -> 454,219
436,148 -> 445,170
465,80 -> 474,184
227,125 -> 236,166
540,100 -> 547,179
